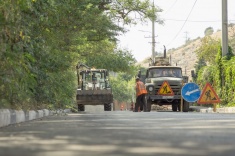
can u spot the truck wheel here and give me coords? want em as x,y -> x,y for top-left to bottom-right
104,103 -> 112,111
146,100 -> 152,112
183,100 -> 189,112
78,104 -> 85,111
177,103 -> 181,112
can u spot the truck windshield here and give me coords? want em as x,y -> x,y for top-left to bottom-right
148,68 -> 182,78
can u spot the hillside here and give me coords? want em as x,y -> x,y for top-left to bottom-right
138,25 -> 235,81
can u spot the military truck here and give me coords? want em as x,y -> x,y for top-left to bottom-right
138,47 -> 189,112
76,63 -> 113,111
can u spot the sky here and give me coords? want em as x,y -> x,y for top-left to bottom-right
117,0 -> 235,62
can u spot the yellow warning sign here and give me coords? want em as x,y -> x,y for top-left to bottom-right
197,82 -> 220,104
158,81 -> 174,95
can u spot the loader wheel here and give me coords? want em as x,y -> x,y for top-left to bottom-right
78,104 -> 85,111
104,103 -> 112,111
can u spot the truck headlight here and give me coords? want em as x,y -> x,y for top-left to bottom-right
148,86 -> 154,92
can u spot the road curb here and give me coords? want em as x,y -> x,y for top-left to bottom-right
0,109 -> 71,128
190,106 -> 235,113
0,109 -> 11,128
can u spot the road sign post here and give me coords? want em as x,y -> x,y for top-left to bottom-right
181,81 -> 184,112
197,82 -> 220,112
181,83 -> 201,102
197,83 -> 220,104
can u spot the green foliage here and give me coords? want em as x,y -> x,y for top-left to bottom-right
80,41 -> 137,73
107,0 -> 163,24
110,73 -> 135,103
224,46 -> 234,60
193,58 -> 207,82
204,27 -> 214,36
196,43 -> 235,106
228,25 -> 235,53
196,66 -> 215,87
196,36 -> 221,65
0,0 -> 160,110
222,57 -> 235,105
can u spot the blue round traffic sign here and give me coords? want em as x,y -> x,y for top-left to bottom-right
181,83 -> 201,102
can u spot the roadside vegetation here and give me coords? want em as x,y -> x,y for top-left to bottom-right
194,36 -> 235,107
0,0 -> 162,110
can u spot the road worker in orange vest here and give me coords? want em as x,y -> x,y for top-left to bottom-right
135,77 -> 148,112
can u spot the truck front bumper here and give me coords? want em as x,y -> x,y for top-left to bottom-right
147,95 -> 181,100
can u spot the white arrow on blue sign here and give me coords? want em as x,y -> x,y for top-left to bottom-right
181,82 -> 201,102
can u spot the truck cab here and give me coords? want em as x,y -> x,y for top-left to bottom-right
138,47 -> 189,112
144,66 -> 189,112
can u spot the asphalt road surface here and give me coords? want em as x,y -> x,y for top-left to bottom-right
1,107 -> 235,156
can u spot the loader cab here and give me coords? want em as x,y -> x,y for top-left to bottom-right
79,69 -> 110,90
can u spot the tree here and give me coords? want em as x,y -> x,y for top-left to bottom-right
196,36 -> 221,65
228,25 -> 235,54
196,42 -> 235,106
193,58 -> 207,82
204,27 -> 214,36
103,0 -> 163,24
0,0 -> 162,109
83,45 -> 137,73
110,73 -> 135,103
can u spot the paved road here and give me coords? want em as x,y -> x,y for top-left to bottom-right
1,109 -> 235,156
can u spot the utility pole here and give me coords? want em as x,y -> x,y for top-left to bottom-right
222,0 -> 228,57
221,0 -> 228,92
151,1 -> 155,62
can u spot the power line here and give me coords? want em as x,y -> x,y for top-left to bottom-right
165,19 -> 220,23
165,19 -> 235,23
167,0 -> 198,47
162,0 -> 178,16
